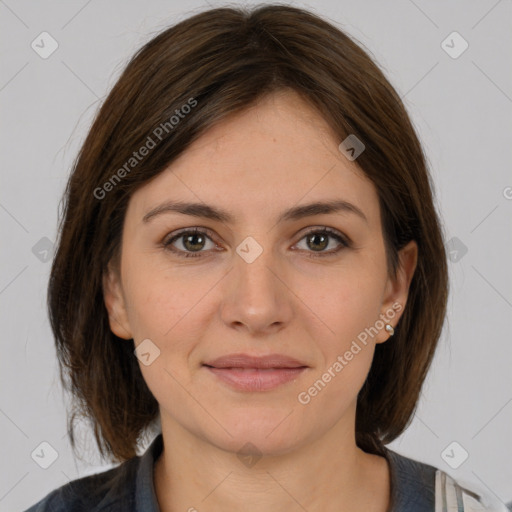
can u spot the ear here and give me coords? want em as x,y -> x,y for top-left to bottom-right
102,263 -> 133,340
375,240 -> 418,344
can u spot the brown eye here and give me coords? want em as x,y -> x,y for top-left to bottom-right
163,228 -> 216,258
306,232 -> 329,251
294,228 -> 350,257
162,226 -> 350,259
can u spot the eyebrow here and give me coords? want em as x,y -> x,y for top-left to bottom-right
142,199 -> 368,225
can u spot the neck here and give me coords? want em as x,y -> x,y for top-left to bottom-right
154,411 -> 390,512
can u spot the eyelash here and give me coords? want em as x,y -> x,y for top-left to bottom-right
162,227 -> 351,259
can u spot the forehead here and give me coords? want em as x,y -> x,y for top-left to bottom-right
128,90 -> 380,227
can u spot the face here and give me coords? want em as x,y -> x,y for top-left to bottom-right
103,89 -> 417,456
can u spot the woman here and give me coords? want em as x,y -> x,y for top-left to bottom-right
25,4 -> 507,511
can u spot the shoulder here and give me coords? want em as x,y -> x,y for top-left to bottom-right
386,449 -> 509,512
434,470 -> 510,512
23,457 -> 140,512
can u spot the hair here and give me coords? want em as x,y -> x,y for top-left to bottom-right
48,2 -> 448,470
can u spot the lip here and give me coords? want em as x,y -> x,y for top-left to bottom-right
203,353 -> 308,392
203,353 -> 308,369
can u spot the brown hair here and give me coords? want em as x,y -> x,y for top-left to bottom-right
49,3 -> 448,466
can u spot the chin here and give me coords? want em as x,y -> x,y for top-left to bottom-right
215,432 -> 302,459
202,409 -> 306,457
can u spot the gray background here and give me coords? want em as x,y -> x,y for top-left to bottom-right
1,0 -> 511,510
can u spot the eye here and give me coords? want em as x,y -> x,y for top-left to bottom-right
293,227 -> 350,257
162,226 -> 351,259
162,228 -> 218,258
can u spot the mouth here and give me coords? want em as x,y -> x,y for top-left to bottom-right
202,353 -> 309,391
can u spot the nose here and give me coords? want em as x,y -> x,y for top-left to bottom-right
219,237 -> 293,335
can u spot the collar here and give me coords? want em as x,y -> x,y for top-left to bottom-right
135,433 -> 164,511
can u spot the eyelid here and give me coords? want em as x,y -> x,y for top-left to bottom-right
165,226 -> 217,241
162,225 -> 351,258
298,225 -> 350,244
164,225 -> 349,243
162,227 -> 220,251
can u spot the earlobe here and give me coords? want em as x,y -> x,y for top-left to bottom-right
102,265 -> 133,340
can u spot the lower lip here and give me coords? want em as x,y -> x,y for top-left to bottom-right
204,366 -> 307,391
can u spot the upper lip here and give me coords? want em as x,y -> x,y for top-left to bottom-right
203,353 -> 308,369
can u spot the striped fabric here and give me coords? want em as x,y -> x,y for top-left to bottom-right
435,470 -> 510,512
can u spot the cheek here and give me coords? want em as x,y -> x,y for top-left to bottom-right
300,256 -> 387,397
298,276 -> 383,412
131,287 -> 184,356
121,252 -> 205,339
308,261 -> 386,343
124,274 -> 202,408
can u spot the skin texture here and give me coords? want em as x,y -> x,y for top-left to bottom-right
103,89 -> 418,512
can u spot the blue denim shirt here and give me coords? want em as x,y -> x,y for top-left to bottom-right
23,434 -> 499,511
